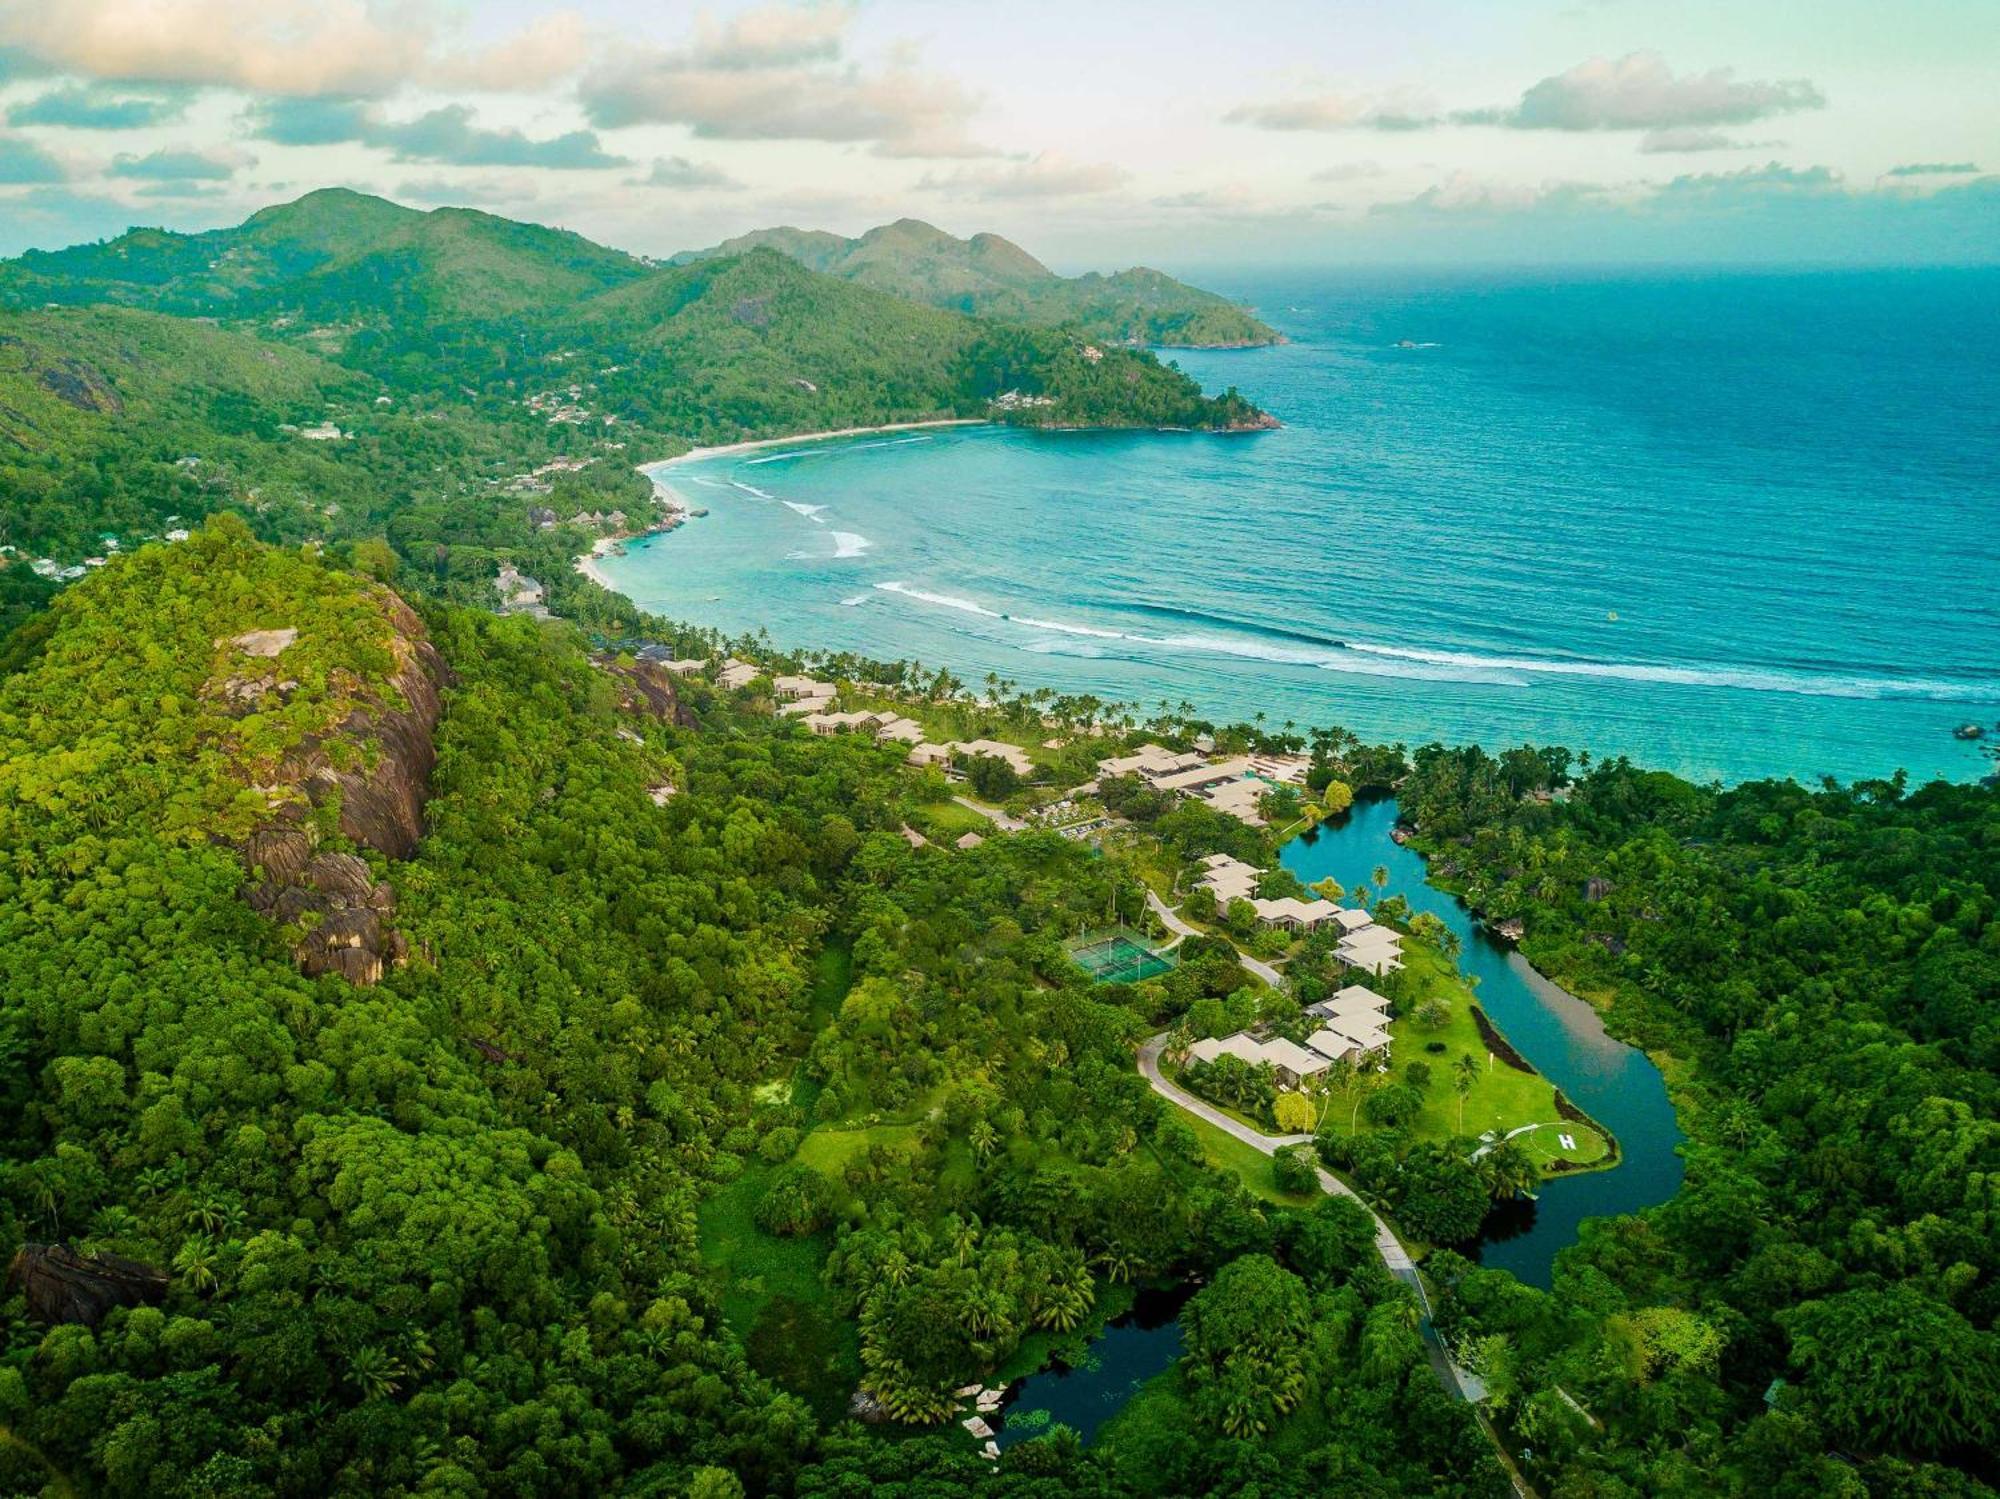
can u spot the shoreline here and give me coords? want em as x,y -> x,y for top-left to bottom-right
648,418 -> 989,473
577,419 -> 990,592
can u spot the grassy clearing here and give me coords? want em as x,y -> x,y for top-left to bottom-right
909,798 -> 992,839
1324,945 -> 1578,1163
1513,1120 -> 1611,1171
693,938 -> 866,1420
695,1162 -> 860,1422
795,1119 -> 923,1177
1171,1110 -> 1319,1208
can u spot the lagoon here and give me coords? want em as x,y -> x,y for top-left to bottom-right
1282,796 -> 1685,1288
598,266 -> 2000,788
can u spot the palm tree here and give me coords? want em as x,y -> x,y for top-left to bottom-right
1453,1052 -> 1480,1134
1481,1140 -> 1541,1200
173,1233 -> 220,1294
968,1117 -> 999,1161
950,1213 -> 982,1267
1372,864 -> 1390,895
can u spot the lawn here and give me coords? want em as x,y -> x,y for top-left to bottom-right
1511,1120 -> 1611,1171
1168,1110 -> 1320,1209
695,1162 -> 860,1422
909,798 -> 993,840
694,938 -> 867,1420
1319,945 -> 1584,1165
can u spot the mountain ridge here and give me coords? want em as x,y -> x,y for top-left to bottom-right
672,217 -> 1281,349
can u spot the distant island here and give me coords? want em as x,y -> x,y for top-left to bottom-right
672,218 -> 1283,350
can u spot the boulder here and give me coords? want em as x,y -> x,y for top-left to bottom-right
8,1243 -> 168,1327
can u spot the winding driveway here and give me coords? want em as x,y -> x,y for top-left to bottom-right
1138,1033 -> 1533,1494
1144,889 -> 1288,991
951,794 -> 1028,832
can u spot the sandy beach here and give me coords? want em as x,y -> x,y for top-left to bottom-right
575,419 -> 988,591
647,419 -> 987,472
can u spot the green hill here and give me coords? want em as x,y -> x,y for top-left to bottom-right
3,194 -> 1270,451
2,188 -> 647,325
675,217 -> 1281,348
563,249 -> 1267,441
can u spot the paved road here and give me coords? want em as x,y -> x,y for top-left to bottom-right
1138,1032 -> 1534,1492
951,795 -> 1026,832
1144,890 -> 1288,991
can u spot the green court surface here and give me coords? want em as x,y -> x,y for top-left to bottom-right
1066,926 -> 1178,983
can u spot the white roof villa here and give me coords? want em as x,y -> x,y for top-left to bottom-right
1097,743 -> 1211,781
875,716 -> 927,744
716,659 -> 759,690
1151,756 -> 1254,795
1201,777 -> 1273,826
778,695 -> 837,717
1307,1022 -> 1391,1060
1187,1032 -> 1331,1087
906,738 -> 1036,776
1308,985 -> 1394,1021
1196,854 -> 1354,933
772,674 -> 834,702
650,657 -> 708,677
950,739 -> 1036,776
1336,927 -> 1406,975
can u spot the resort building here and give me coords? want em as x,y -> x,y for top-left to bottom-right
772,674 -> 834,702
1097,743 -> 1211,782
1308,984 -> 1394,1022
1195,854 -> 1351,933
874,716 -> 927,744
1306,1020 -> 1391,1062
716,659 -> 759,690
1201,777 -> 1273,825
1336,926 -> 1406,976
648,657 -> 708,678
948,739 -> 1036,777
1188,1031 -> 1332,1088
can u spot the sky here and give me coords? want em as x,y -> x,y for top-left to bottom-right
0,0 -> 1994,270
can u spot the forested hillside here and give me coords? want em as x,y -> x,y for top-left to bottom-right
0,192 -> 1269,451
677,218 -> 1282,348
0,528 -> 1504,1496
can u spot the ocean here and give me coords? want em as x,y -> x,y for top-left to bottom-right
598,266 -> 2000,786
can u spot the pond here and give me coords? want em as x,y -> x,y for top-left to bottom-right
993,1284 -> 1191,1448
1281,796 -> 1686,1287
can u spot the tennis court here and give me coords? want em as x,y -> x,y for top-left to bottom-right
1065,926 -> 1178,983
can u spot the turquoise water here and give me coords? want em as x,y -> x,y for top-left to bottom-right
1283,798 -> 1684,1289
601,267 -> 2000,785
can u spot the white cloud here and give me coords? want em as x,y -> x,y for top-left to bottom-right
688,2 -> 851,71
1225,92 -> 1438,133
244,99 -> 627,170
426,13 -> 591,93
109,145 -> 248,180
637,155 -> 742,190
1152,184 -> 1262,211
0,0 -> 423,97
1311,161 -> 1387,183
917,153 -> 1128,201
1639,127 -> 1774,154
1497,53 -> 1824,131
1372,174 -> 1614,216
1655,162 -> 1842,199
578,3 -> 988,158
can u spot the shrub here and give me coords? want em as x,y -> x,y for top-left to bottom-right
754,1163 -> 834,1236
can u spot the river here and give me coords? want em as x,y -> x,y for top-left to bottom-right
1282,794 -> 1686,1287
